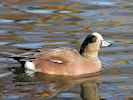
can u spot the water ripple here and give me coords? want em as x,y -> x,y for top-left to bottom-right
0,42 -> 10,45
13,42 -> 45,49
70,0 -> 117,6
12,41 -> 70,49
0,19 -> 14,23
24,9 -> 56,14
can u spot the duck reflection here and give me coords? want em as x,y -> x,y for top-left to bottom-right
13,70 -> 101,100
81,81 -> 99,100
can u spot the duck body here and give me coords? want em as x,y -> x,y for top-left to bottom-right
31,47 -> 101,75
10,32 -> 110,76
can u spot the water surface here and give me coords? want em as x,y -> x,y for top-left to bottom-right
0,0 -> 133,100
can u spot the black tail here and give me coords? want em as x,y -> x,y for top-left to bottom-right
3,52 -> 26,74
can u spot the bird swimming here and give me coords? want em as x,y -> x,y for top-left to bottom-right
10,32 -> 111,76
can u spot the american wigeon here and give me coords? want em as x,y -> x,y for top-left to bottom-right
11,32 -> 111,76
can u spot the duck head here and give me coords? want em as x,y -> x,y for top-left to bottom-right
79,32 -> 111,57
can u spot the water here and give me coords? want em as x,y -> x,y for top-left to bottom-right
0,0 -> 133,100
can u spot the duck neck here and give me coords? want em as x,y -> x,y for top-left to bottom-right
81,51 -> 99,59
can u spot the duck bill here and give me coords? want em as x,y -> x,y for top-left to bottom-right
101,40 -> 111,47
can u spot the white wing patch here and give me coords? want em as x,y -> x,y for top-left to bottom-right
49,59 -> 63,64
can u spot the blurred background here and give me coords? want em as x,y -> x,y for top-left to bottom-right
0,0 -> 133,100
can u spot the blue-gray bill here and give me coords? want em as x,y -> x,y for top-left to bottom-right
102,40 -> 111,47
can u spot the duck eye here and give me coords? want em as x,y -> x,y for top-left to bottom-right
90,35 -> 97,43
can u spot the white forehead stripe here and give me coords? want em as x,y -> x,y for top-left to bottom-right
92,32 -> 103,40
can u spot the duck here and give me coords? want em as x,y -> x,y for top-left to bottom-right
10,32 -> 111,76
